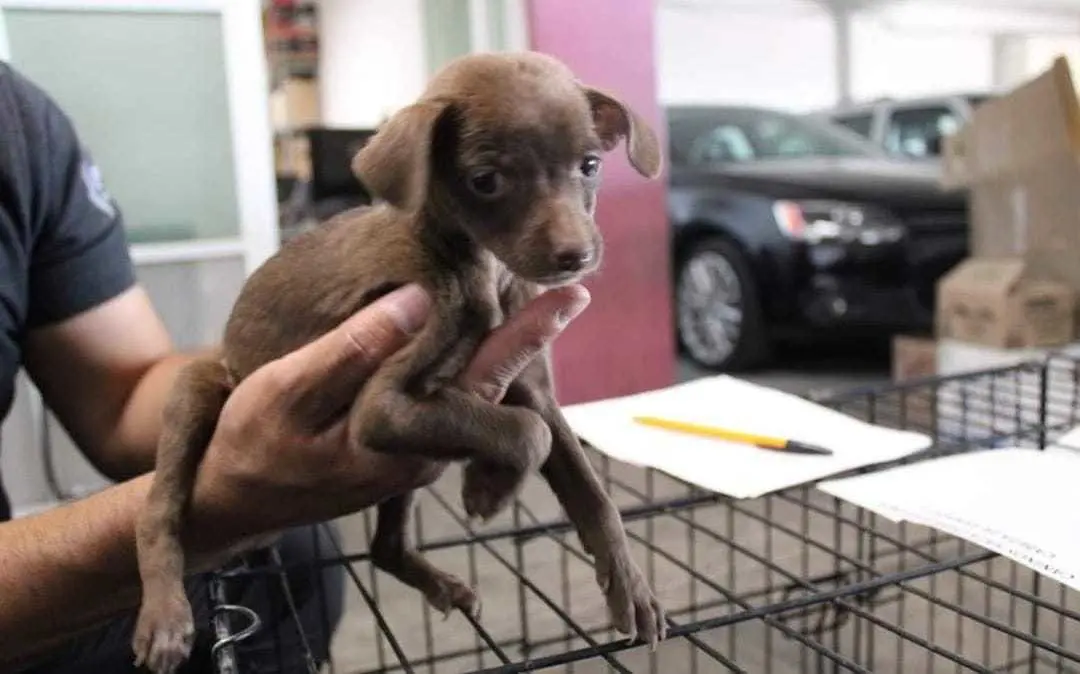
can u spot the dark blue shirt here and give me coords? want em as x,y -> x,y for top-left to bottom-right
0,62 -> 137,521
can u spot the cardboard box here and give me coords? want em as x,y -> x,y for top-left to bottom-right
274,133 -> 311,180
942,56 -> 1080,260
890,335 -> 938,431
935,258 -> 1075,349
892,335 -> 937,382
270,77 -> 321,131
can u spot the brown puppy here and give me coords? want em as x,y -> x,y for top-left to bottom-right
132,51 -> 666,674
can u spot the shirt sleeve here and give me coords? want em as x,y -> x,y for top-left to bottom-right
24,79 -> 136,329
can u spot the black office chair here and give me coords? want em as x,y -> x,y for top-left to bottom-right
306,127 -> 377,222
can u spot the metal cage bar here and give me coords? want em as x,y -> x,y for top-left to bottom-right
209,355 -> 1080,673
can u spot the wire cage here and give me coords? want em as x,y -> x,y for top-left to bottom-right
207,355 -> 1080,674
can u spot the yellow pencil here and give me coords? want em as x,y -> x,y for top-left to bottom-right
632,415 -> 833,456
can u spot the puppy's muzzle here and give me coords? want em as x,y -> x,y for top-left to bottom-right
532,243 -> 600,286
553,246 -> 596,273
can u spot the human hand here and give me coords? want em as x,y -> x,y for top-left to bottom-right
187,283 -> 590,560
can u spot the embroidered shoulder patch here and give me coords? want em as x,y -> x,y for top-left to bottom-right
80,153 -> 116,220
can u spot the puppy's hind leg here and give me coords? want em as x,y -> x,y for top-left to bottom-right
370,492 -> 480,618
133,359 -> 232,674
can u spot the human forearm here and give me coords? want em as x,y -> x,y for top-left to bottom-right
24,286 -> 220,479
105,347 -> 218,476
0,470 -> 245,668
0,282 -> 587,669
0,475 -> 148,666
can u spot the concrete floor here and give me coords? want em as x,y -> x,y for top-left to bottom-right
678,338 -> 892,398
300,343 -> 1078,674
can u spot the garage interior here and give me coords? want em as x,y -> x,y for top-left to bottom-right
1,1 -> 1080,673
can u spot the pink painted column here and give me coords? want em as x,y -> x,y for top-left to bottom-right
527,0 -> 676,404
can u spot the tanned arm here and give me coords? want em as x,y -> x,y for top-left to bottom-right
0,282 -> 587,669
5,288 -> 218,664
23,286 -> 215,479
1,473 -> 160,666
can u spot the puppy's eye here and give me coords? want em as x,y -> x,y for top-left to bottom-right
467,168 -> 506,198
580,155 -> 602,178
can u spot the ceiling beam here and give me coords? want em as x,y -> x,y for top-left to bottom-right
880,0 -> 1080,17
661,0 -> 823,14
663,0 -> 1080,17
813,0 -> 890,11
874,1 -> 1080,35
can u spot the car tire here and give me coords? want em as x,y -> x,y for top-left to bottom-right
675,236 -> 767,371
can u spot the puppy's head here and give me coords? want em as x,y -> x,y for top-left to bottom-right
351,52 -> 662,286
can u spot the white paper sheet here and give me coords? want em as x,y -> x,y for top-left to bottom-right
561,375 -> 932,499
1049,426 -> 1080,456
819,448 -> 1080,591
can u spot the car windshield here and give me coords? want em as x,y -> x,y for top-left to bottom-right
668,107 -> 883,167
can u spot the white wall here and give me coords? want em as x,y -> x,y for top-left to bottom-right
656,6 -> 837,111
318,0 -> 427,127
850,15 -> 994,100
655,2 -> 1080,112
1026,34 -> 1080,82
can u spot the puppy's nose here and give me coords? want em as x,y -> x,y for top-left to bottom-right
555,248 -> 594,273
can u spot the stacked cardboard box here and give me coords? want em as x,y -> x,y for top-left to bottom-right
892,56 -> 1080,395
892,335 -> 937,382
890,334 -> 937,432
263,1 -> 320,182
263,0 -> 318,80
934,56 -> 1080,350
270,78 -> 320,180
270,77 -> 321,133
274,133 -> 312,181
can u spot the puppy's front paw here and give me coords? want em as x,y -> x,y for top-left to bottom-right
462,461 -> 526,522
596,553 -> 667,650
132,592 -> 195,674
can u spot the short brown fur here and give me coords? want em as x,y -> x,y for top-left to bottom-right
132,51 -> 666,674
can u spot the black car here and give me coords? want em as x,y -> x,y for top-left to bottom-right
666,105 -> 968,370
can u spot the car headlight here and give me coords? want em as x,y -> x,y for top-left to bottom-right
772,199 -> 905,245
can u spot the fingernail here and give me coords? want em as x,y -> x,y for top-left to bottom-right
376,284 -> 431,335
555,285 -> 591,330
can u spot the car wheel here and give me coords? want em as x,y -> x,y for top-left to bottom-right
675,236 -> 766,371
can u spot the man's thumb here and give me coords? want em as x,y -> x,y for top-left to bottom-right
458,284 -> 590,403
278,283 -> 431,419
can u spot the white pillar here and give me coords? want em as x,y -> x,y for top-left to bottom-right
467,0 -> 530,54
832,5 -> 854,105
467,0 -> 490,53
0,10 -> 10,61
503,0 -> 530,51
991,32 -> 1027,89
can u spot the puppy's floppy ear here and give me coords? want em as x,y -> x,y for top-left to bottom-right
582,87 -> 663,179
351,100 -> 452,211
